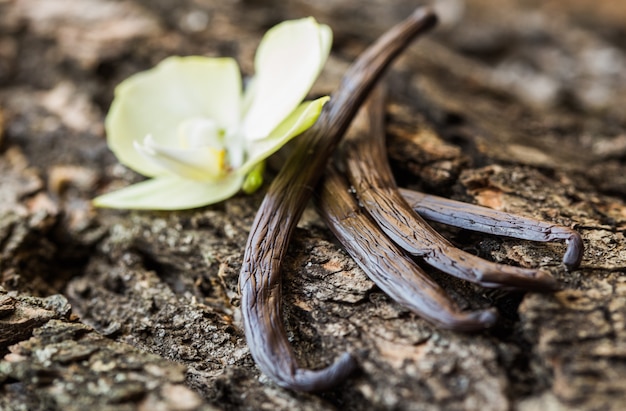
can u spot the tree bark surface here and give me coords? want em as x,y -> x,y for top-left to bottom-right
1,1 -> 626,410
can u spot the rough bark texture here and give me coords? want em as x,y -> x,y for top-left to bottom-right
1,0 -> 626,409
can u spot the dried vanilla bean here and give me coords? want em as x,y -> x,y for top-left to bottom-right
317,166 -> 499,331
318,82 -> 581,331
400,189 -> 584,269
343,84 -> 560,290
239,8 -> 438,392
316,85 -> 497,331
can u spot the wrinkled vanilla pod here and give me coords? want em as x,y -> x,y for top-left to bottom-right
239,8 -> 438,392
343,88 -> 561,291
319,84 -> 581,331
400,190 -> 584,269
317,86 -> 497,331
316,166 -> 499,331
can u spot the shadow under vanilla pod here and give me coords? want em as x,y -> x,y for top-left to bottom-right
239,7 -> 583,392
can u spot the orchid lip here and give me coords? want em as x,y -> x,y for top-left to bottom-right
133,135 -> 227,181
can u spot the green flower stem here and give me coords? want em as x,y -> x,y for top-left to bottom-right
241,161 -> 265,194
238,7 -> 438,392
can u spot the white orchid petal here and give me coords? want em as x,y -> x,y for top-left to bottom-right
318,24 -> 333,72
106,56 -> 241,177
93,175 -> 244,210
135,136 -> 226,181
238,96 -> 328,175
242,18 -> 332,141
241,76 -> 257,118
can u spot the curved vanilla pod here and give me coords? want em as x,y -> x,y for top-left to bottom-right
317,166 -> 498,331
400,189 -> 584,269
238,8 -> 438,392
343,85 -> 559,291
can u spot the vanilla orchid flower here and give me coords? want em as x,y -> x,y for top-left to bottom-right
93,18 -> 332,210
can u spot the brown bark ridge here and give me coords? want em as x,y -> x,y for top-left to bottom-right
1,0 -> 626,410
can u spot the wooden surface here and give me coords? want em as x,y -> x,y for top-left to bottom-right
1,0 -> 626,409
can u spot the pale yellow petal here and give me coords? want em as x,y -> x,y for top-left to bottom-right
238,96 -> 328,175
93,174 -> 244,210
242,18 -> 332,140
106,57 -> 241,177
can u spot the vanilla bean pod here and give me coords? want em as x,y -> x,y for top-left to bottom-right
400,189 -> 584,269
316,85 -> 497,331
343,89 -> 560,291
317,166 -> 498,331
238,8 -> 438,392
